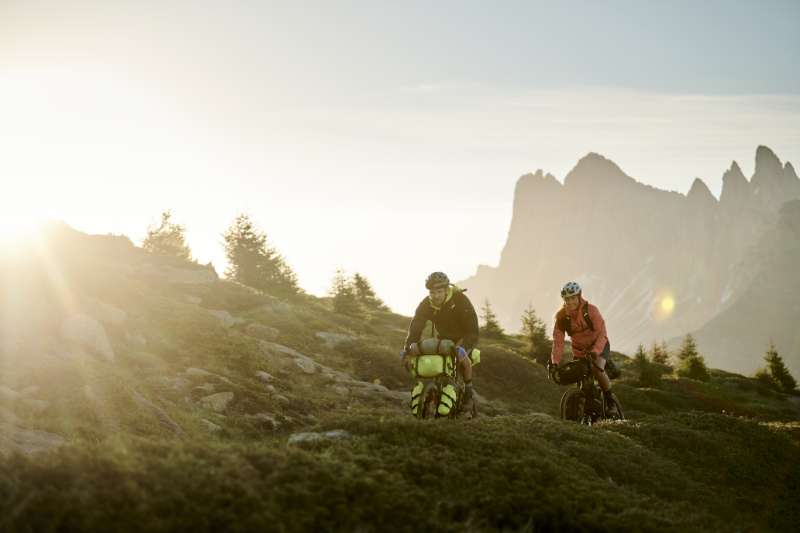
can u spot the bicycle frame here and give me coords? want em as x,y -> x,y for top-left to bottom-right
559,358 -> 610,425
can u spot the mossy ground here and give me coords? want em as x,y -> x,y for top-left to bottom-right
2,411 -> 798,532
1,234 -> 799,531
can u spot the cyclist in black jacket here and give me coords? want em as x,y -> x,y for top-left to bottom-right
401,272 -> 479,404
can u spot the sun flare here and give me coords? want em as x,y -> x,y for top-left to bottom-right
660,295 -> 676,314
0,214 -> 43,246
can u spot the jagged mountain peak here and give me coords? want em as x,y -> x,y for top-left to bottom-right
563,152 -> 635,188
753,145 -> 783,183
687,177 -> 717,204
785,162 -> 798,181
720,161 -> 751,206
726,160 -> 746,180
515,169 -> 562,196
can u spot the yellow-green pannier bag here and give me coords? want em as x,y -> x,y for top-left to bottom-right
469,348 -> 481,366
413,355 -> 453,378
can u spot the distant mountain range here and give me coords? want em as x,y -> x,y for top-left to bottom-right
460,146 -> 800,375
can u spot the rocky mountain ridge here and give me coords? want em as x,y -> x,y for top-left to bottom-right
460,146 -> 800,374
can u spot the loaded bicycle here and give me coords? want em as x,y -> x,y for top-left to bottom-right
406,338 -> 479,419
550,358 -> 624,425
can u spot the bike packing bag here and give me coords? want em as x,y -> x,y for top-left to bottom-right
413,355 -> 454,378
469,348 -> 481,366
556,359 -> 591,385
418,338 -> 456,356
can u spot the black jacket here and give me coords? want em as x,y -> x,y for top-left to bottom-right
404,289 -> 479,352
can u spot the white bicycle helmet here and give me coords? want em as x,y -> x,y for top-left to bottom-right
561,281 -> 582,299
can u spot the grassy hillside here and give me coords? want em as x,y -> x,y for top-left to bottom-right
0,224 -> 798,532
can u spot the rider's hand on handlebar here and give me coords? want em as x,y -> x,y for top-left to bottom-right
400,349 -> 410,369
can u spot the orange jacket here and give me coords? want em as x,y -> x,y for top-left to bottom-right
550,297 -> 609,364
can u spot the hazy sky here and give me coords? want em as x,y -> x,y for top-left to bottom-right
1,1 -> 799,316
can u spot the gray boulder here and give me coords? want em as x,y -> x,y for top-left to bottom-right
199,392 -> 234,412
288,430 -> 352,445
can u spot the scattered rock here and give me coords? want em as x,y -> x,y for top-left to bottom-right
208,309 -> 245,328
185,367 -> 214,379
200,419 -> 222,432
294,358 -> 317,374
199,392 -> 234,413
288,430 -> 352,445
331,385 -> 350,397
260,342 -> 307,359
185,295 -> 203,304
246,413 -> 280,430
193,384 -> 216,394
61,314 -> 115,361
274,395 -> 290,405
245,323 -> 280,341
140,263 -> 218,284
255,370 -> 274,382
156,376 -> 190,392
131,390 -> 183,435
264,384 -> 276,394
184,367 -> 235,386
0,425 -> 65,455
260,300 -> 291,313
315,331 -> 355,348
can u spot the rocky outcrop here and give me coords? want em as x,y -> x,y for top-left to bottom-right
687,200 -> 800,375
460,146 -> 800,369
288,430 -> 351,445
199,392 -> 234,413
61,314 -> 115,361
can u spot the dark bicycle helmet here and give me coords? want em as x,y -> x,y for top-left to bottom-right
425,271 -> 450,290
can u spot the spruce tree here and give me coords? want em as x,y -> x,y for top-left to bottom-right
352,273 -> 386,311
330,268 -> 362,317
675,334 -> 710,381
222,214 -> 299,298
677,334 -> 698,362
142,211 -> 192,261
521,304 -> 549,364
757,343 -> 797,393
635,344 -> 661,387
634,344 -> 648,367
480,299 -> 505,339
651,340 -> 669,365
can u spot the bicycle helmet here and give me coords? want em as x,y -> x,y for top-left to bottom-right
425,271 -> 450,290
561,281 -> 582,299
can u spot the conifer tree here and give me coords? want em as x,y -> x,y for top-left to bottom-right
352,273 -> 386,310
676,334 -> 699,362
480,299 -> 505,339
675,334 -> 710,381
634,344 -> 661,387
651,340 -> 669,365
756,343 -> 797,393
521,304 -> 550,363
142,211 -> 192,261
330,268 -> 362,317
222,214 -> 299,298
